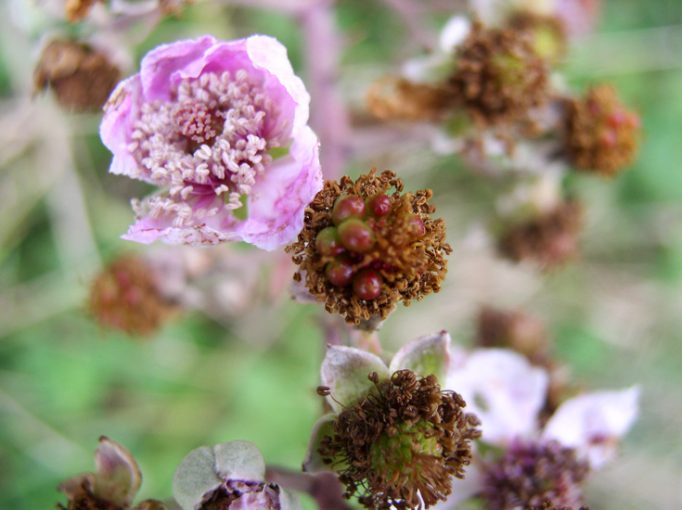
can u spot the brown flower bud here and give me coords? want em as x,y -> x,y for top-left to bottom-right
34,39 -> 121,112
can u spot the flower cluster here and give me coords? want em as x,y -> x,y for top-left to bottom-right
366,4 -> 640,269
287,169 -> 451,325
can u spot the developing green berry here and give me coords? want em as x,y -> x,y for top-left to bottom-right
315,226 -> 344,256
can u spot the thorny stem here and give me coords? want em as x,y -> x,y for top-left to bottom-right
299,0 -> 351,180
265,466 -> 353,510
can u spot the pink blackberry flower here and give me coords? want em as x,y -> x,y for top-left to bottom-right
100,35 -> 322,250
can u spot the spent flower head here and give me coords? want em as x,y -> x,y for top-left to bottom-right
101,35 -> 322,249
305,332 -> 480,509
564,84 -> 640,176
173,440 -> 300,510
287,169 -> 451,325
88,254 -> 176,336
58,436 -> 165,510
448,21 -> 550,127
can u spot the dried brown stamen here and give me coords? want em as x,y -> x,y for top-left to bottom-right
448,21 -> 549,126
286,169 -> 451,325
319,370 -> 480,509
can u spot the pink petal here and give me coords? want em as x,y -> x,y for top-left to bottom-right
100,76 -> 148,181
140,35 -> 217,101
236,125 -> 322,250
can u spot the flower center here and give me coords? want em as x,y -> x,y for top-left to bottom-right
173,100 -> 225,150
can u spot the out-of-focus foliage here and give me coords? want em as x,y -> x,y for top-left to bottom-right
0,1 -> 681,509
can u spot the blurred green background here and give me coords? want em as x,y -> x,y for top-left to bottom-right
1,0 -> 681,508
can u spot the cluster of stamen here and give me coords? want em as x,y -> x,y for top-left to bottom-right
565,85 -> 640,175
482,440 -> 589,510
287,170 -> 451,324
319,370 -> 480,509
448,21 -> 549,126
121,70 -> 276,231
